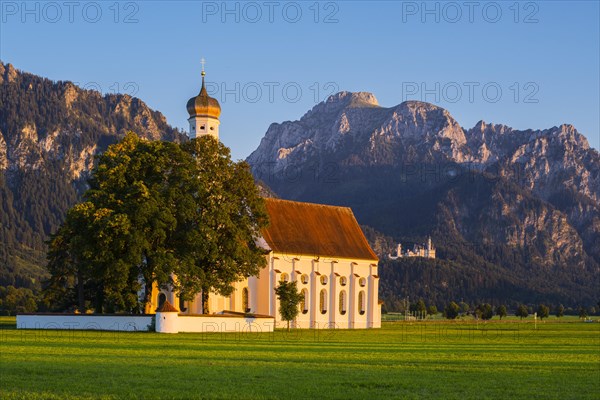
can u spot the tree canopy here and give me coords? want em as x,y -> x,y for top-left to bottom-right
495,305 -> 507,320
444,301 -> 460,319
516,304 -> 529,319
476,303 -> 493,320
537,304 -> 549,320
44,133 -> 268,313
274,281 -> 304,331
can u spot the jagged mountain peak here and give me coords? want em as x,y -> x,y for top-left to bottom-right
0,62 -> 18,85
248,92 -> 471,172
247,89 -> 600,281
303,91 -> 380,117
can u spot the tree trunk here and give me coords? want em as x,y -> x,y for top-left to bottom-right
95,285 -> 104,314
202,290 -> 209,314
287,320 -> 290,332
76,269 -> 85,313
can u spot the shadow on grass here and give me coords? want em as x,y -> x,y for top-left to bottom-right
0,316 -> 17,330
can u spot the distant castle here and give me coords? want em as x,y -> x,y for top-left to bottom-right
389,236 -> 436,260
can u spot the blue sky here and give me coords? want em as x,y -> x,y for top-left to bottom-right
1,1 -> 598,160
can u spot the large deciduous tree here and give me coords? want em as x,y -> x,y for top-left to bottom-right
44,133 -> 268,313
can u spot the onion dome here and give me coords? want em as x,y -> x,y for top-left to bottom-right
186,71 -> 221,119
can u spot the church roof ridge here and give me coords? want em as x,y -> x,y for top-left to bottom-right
263,197 -> 354,212
261,198 -> 378,262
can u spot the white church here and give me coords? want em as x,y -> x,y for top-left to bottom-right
149,67 -> 382,329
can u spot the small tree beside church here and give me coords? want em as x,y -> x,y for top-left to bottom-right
274,281 -> 303,331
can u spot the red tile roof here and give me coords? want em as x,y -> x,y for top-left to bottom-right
157,300 -> 179,313
261,199 -> 378,261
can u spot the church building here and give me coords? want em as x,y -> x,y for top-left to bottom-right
150,66 -> 381,329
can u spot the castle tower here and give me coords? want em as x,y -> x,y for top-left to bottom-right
426,236 -> 435,259
186,60 -> 221,140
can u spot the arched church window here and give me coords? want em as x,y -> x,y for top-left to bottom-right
320,275 -> 328,285
242,287 -> 249,313
179,297 -> 187,313
280,273 -> 289,283
320,289 -> 327,314
340,276 -> 347,286
358,291 -> 365,315
359,277 -> 366,287
339,291 -> 347,315
157,293 -> 166,310
301,289 -> 308,314
301,274 -> 309,284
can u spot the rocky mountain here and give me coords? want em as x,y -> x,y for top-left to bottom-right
0,62 -> 184,289
248,91 -> 600,305
1,63 -> 597,307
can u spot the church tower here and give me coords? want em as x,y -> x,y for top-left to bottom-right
186,61 -> 221,140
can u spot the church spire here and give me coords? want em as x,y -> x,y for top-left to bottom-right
186,58 -> 221,140
200,57 -> 206,89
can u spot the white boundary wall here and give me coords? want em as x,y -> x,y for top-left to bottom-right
176,314 -> 274,333
17,314 -> 153,331
17,314 -> 275,333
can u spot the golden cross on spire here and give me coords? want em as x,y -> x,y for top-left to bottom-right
200,57 -> 206,76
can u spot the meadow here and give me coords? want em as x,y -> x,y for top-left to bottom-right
0,316 -> 598,399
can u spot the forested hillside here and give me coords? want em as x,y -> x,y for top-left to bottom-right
248,92 -> 600,307
0,62 -> 183,291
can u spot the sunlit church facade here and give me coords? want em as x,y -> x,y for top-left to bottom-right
147,68 -> 381,329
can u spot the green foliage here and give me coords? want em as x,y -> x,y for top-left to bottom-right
0,67 -> 181,293
444,301 -> 460,319
578,306 -> 588,319
555,304 -> 565,318
537,304 -> 550,320
459,301 -> 470,316
426,304 -> 437,316
0,286 -> 38,315
495,305 -> 507,319
516,304 -> 529,319
476,303 -> 493,320
274,281 -> 304,331
44,134 -> 268,313
410,299 -> 427,314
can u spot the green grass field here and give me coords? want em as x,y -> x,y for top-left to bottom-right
0,316 -> 598,399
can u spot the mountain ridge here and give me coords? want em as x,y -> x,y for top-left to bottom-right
1,64 -> 597,306
0,61 -> 185,289
247,91 -> 599,305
